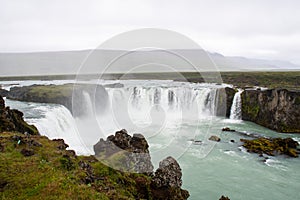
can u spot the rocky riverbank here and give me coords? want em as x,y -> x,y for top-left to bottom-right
6,84 -> 110,116
0,95 -> 38,134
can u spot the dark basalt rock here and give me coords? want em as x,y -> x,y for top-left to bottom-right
240,137 -> 299,157
0,89 -> 8,97
0,179 -> 8,192
29,139 -> 43,147
20,148 -> 34,156
94,130 -> 189,199
216,87 -> 237,118
219,195 -> 231,200
0,96 -> 4,108
209,135 -> 221,142
0,96 -> 38,135
222,127 -> 235,132
151,156 -> 189,200
94,129 -> 153,173
52,139 -> 69,150
241,89 -> 300,133
152,156 -> 182,188
78,160 -> 99,184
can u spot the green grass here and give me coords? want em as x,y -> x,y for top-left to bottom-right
0,132 -> 151,200
1,71 -> 300,90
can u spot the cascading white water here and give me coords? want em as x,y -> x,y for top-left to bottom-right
72,83 -> 221,152
107,86 -> 218,117
26,105 -> 90,155
229,89 -> 243,120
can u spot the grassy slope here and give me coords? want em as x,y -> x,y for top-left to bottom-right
0,132 -> 151,200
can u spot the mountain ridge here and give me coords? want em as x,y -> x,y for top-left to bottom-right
0,49 -> 299,76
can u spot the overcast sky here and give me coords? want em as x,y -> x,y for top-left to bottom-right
1,0 -> 300,65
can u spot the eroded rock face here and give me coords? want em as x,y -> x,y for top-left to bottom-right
0,96 -> 38,134
6,84 -> 108,117
152,156 -> 182,188
216,87 -> 237,118
93,129 -> 153,173
94,130 -> 189,200
0,89 -> 8,97
151,156 -> 189,200
241,89 -> 300,133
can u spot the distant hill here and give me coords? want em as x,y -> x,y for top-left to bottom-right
0,49 -> 299,76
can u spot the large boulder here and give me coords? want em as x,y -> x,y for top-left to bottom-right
94,129 -> 153,173
152,156 -> 183,188
94,130 -> 189,199
151,156 -> 189,200
209,135 -> 221,142
241,89 -> 300,133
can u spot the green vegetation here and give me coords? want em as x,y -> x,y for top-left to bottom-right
240,137 -> 299,157
1,71 -> 300,90
219,71 -> 300,90
0,132 -> 153,200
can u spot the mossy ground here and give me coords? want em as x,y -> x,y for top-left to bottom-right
1,71 -> 300,90
240,137 -> 299,157
0,132 -> 152,200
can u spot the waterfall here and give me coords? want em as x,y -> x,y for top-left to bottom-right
26,105 -> 91,155
105,86 -> 218,118
229,89 -> 243,120
4,81 -> 224,157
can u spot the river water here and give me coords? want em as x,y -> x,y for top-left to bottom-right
2,79 -> 300,200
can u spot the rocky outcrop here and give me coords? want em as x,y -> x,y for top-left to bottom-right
0,89 -> 8,97
7,84 -> 108,116
94,129 -> 189,199
94,129 -> 153,173
222,127 -> 235,132
219,196 -> 231,200
241,89 -> 300,133
152,157 -> 183,188
240,137 -> 299,157
0,96 -> 38,134
209,135 -> 221,142
151,156 -> 189,200
216,87 -> 237,117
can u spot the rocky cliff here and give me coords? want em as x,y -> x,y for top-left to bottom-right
216,87 -> 237,118
0,89 -> 8,97
6,84 -> 109,116
241,89 -> 300,133
0,96 -> 38,134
